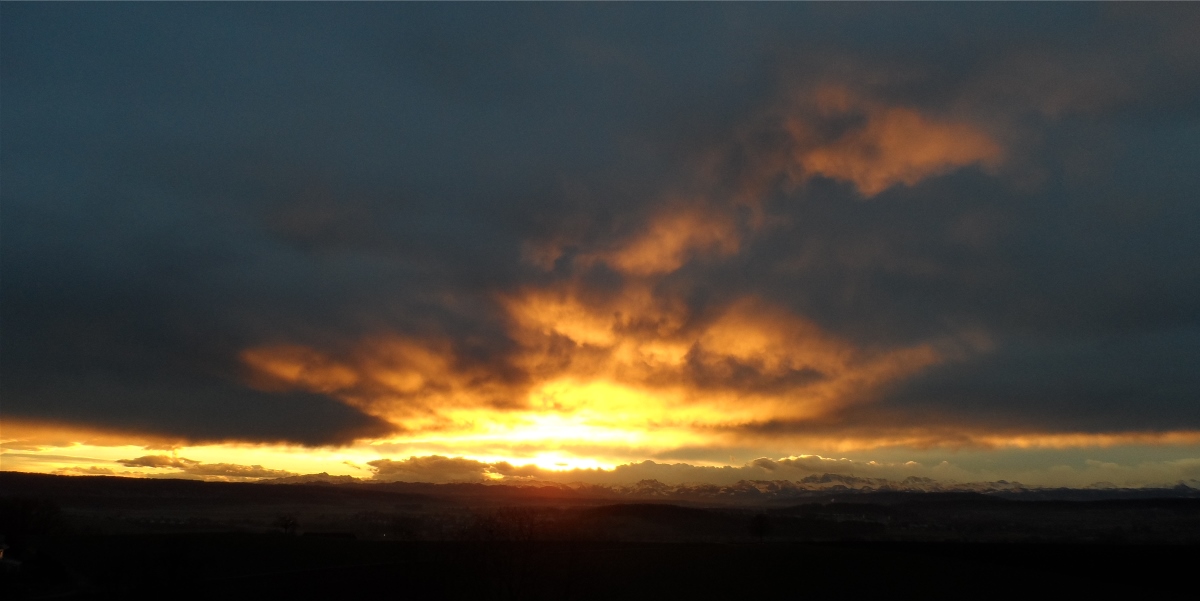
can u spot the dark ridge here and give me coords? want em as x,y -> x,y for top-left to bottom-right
5,472 -> 1200,509
578,503 -> 714,519
0,472 -> 437,508
991,487 -> 1200,501
799,491 -> 1015,506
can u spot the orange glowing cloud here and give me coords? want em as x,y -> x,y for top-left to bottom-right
703,419 -> 1200,456
503,281 -> 690,351
241,345 -> 361,393
690,299 -> 940,414
588,205 -> 741,276
784,85 -> 1003,197
974,431 -> 1200,450
687,82 -> 1008,222
232,279 -> 945,463
241,336 -> 521,431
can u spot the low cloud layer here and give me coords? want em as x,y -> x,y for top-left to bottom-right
364,454 -> 1200,491
117,455 -> 296,480
3,4 -> 1200,480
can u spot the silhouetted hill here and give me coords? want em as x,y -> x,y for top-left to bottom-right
0,471 -> 436,509
3,471 -> 1199,545
4,471 -> 1199,512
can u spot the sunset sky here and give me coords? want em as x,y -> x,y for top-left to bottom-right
4,4 -> 1200,489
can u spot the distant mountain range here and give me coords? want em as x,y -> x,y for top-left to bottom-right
259,472 -> 1200,504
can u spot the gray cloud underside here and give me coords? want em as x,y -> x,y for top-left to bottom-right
3,4 -> 1200,443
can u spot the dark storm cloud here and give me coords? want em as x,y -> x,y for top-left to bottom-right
867,328 -> 1200,433
3,3 -> 1200,445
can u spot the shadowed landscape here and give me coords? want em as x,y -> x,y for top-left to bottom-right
2,472 -> 1197,599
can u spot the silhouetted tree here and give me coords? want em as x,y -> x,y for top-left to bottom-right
386,514 -> 419,540
749,513 -> 771,541
274,513 -> 299,535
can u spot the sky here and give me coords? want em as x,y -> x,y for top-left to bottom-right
3,4 -> 1200,489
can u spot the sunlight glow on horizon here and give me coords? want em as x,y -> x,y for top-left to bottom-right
6,416 -> 1200,489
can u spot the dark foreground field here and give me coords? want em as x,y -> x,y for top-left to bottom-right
4,534 -> 1197,600
2,472 -> 1198,599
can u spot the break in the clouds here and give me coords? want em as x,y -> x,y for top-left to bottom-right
3,4 -> 1200,484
